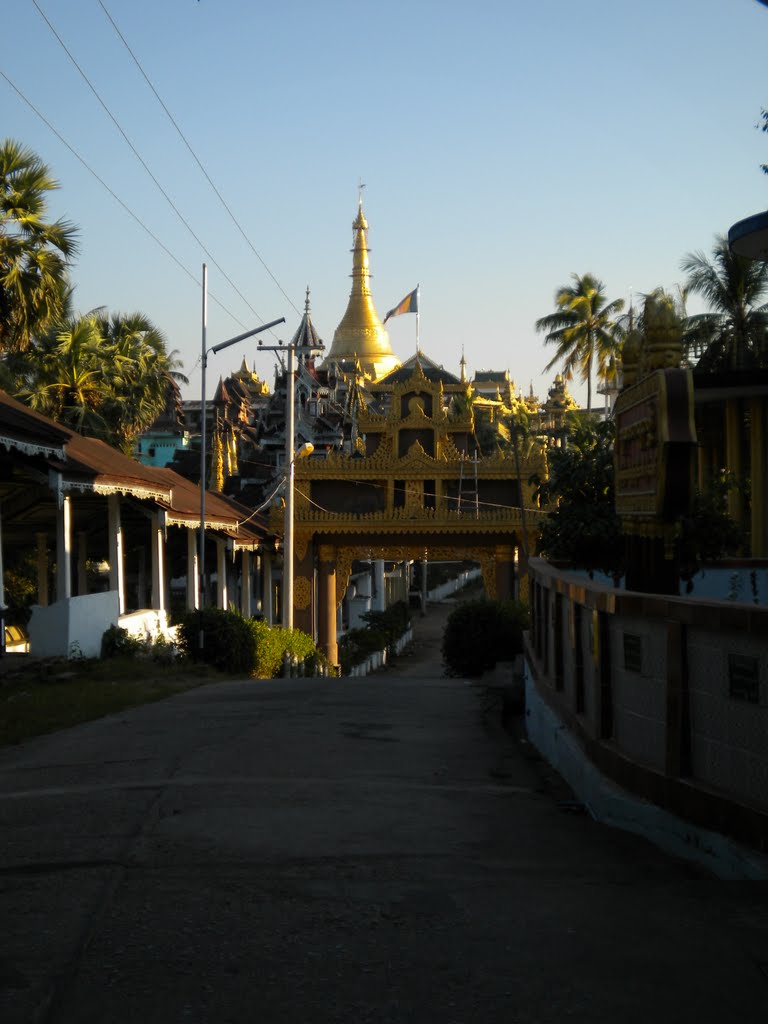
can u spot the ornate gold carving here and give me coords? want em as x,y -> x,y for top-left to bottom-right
318,544 -> 336,563
294,532 -> 310,563
334,548 -> 354,607
293,575 -> 312,610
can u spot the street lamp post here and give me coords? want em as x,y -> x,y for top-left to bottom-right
199,263 -> 285,621
254,339 -> 315,630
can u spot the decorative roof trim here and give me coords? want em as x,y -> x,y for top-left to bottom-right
165,514 -> 239,532
0,434 -> 67,460
92,481 -> 172,502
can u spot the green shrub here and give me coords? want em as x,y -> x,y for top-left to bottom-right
339,600 -> 412,674
360,600 -> 411,648
249,620 -> 321,678
176,608 -> 256,674
442,598 -> 529,678
101,625 -> 179,663
101,625 -> 143,659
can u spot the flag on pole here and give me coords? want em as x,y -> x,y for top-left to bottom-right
383,285 -> 419,323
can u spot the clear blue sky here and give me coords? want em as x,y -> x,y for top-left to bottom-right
4,0 -> 768,405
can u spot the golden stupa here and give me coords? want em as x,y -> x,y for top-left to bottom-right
322,198 -> 400,379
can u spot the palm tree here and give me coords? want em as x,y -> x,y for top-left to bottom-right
94,311 -> 188,450
535,273 -> 624,411
0,140 -> 79,354
16,309 -> 187,453
19,314 -> 106,435
680,235 -> 768,372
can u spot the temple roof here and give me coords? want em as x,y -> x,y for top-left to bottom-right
474,370 -> 510,384
290,288 -> 325,352
375,351 -> 461,386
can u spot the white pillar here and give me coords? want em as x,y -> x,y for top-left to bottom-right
186,528 -> 199,610
216,540 -> 227,609
253,552 -> 263,616
150,511 -> 166,614
241,550 -> 252,618
108,495 -> 126,614
263,549 -> 274,625
373,559 -> 386,612
56,494 -> 72,601
36,532 -> 49,607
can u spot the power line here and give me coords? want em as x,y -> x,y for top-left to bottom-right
0,69 -> 245,328
97,0 -> 302,319
30,0 -> 279,332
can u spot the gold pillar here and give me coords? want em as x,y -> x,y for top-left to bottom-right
293,537 -> 315,638
725,399 -> 742,524
494,544 -> 515,602
750,399 -> 766,556
318,544 -> 338,667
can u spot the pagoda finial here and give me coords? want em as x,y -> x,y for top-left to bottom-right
460,346 -> 467,383
322,194 -> 399,378
304,286 -> 311,315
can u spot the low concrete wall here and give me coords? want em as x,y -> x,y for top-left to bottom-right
427,568 -> 482,603
347,628 -> 414,678
29,591 -> 120,658
119,608 -> 175,642
524,668 -> 768,879
525,558 -> 768,866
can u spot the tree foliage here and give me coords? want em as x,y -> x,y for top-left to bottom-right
681,235 -> 768,372
679,472 -> 747,575
0,139 -> 78,354
535,273 -> 624,411
13,309 -> 187,453
532,417 -> 623,576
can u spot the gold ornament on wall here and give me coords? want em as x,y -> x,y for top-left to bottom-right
293,575 -> 312,610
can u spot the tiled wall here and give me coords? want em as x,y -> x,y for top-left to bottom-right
528,559 -> 768,813
688,626 -> 768,807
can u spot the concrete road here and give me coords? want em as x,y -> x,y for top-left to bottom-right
2,607 -> 768,1022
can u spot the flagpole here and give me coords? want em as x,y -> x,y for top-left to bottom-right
416,285 -> 420,354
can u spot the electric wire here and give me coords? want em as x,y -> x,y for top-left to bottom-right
96,0 -> 302,318
292,482 -> 538,517
31,0 -> 278,332
0,69 -> 246,328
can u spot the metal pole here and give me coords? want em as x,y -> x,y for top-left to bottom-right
283,343 -> 296,630
199,263 -> 208,625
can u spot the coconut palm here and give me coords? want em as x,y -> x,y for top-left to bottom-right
94,310 -> 188,449
535,273 -> 624,411
18,314 -> 107,435
16,309 -> 187,453
681,235 -> 768,372
0,140 -> 78,354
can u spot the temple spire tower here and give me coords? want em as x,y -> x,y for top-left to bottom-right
322,196 -> 400,379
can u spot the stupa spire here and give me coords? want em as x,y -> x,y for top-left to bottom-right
322,196 -> 400,379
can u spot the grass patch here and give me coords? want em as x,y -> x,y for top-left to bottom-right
0,657 -> 228,747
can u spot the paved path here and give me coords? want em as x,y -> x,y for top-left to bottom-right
2,603 -> 768,1022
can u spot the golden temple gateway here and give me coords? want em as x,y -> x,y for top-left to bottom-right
271,197 -> 548,664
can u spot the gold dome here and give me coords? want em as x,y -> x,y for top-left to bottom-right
322,198 -> 400,379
